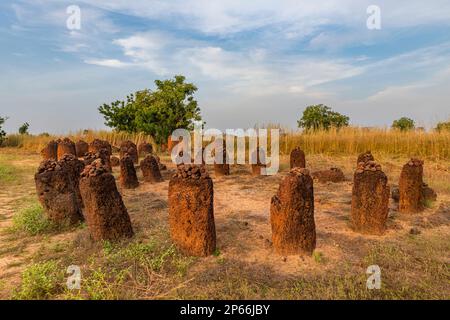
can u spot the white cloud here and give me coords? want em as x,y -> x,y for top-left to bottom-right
84,59 -> 130,68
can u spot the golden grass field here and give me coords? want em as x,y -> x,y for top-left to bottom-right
0,129 -> 449,300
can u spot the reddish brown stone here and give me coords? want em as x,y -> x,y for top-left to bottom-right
154,155 -> 167,171
110,156 -> 120,167
251,148 -> 266,176
75,140 -> 89,158
35,160 -> 83,225
140,155 -> 163,183
290,147 -> 306,169
88,139 -> 112,156
311,167 -> 345,183
59,154 -> 85,209
357,151 -> 375,166
168,165 -> 216,256
79,160 -> 134,241
138,141 -> 153,157
214,148 -> 230,177
119,154 -> 139,189
270,168 -> 316,256
351,161 -> 390,235
399,158 -> 424,213
57,138 -> 76,160
120,140 -> 138,164
83,150 -> 112,172
40,140 -> 58,160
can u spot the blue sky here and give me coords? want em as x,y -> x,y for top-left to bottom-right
1,0 -> 450,134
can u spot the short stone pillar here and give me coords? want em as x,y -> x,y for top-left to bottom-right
75,140 -> 89,158
251,148 -> 266,176
119,154 -> 139,189
351,161 -> 390,235
79,160 -> 134,241
35,160 -> 83,225
214,148 -> 230,177
311,167 -> 345,183
357,151 -> 374,166
83,150 -> 112,172
168,164 -> 216,256
138,142 -> 153,158
57,138 -> 76,160
120,140 -> 138,164
88,139 -> 112,156
270,168 -> 316,256
140,155 -> 163,183
59,154 -> 85,209
290,147 -> 306,169
40,140 -> 58,161
399,158 -> 424,213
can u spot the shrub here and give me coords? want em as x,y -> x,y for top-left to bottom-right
297,105 -> 349,131
392,117 -> 415,131
11,203 -> 53,236
13,261 -> 64,299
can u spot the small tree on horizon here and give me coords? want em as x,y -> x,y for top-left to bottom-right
18,122 -> 30,135
392,117 -> 415,131
435,120 -> 450,132
297,104 -> 349,131
99,75 -> 201,145
0,116 -> 7,145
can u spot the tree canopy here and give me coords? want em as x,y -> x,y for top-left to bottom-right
19,122 -> 30,135
0,116 -> 7,145
98,75 -> 201,145
297,104 -> 349,131
392,117 -> 415,131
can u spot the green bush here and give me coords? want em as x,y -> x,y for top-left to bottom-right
13,261 -> 64,300
11,203 -> 53,236
298,104 -> 349,131
392,117 -> 415,131
435,120 -> 450,132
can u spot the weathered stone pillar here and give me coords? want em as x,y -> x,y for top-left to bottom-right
168,165 -> 216,256
351,161 -> 390,235
138,141 -> 153,158
290,147 -> 306,169
357,151 -> 375,166
75,140 -> 89,158
35,160 -> 83,225
57,138 -> 76,160
119,154 -> 139,189
40,140 -> 58,161
270,168 -> 316,256
140,155 -> 163,183
120,140 -> 138,164
399,158 -> 424,213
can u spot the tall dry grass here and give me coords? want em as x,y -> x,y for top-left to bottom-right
2,127 -> 449,160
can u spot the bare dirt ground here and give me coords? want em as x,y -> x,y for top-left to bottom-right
0,149 -> 449,299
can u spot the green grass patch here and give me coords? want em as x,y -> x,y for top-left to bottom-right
0,163 -> 18,185
10,203 -> 54,236
13,261 -> 64,300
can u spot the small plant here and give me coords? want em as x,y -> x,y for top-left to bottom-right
11,203 -> 53,236
13,261 -> 64,300
213,248 -> 221,257
313,250 -> 324,264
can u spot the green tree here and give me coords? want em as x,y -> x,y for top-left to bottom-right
19,122 -> 30,135
435,120 -> 450,132
297,104 -> 349,131
99,75 -> 201,145
392,117 -> 415,131
0,116 -> 7,145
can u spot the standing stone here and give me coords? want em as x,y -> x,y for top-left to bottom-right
75,140 -> 89,158
214,148 -> 230,177
311,167 -> 346,183
57,138 -> 76,160
251,148 -> 266,176
120,140 -> 138,164
79,160 -> 134,241
110,156 -> 120,167
399,158 -> 424,213
154,155 -> 167,171
140,155 -> 163,183
88,139 -> 112,156
138,142 -> 153,158
40,140 -> 58,160
59,154 -> 85,209
84,150 -> 112,172
35,160 -> 83,225
357,151 -> 375,166
351,161 -> 390,235
168,165 -> 216,256
290,147 -> 306,169
119,154 -> 139,189
270,168 -> 316,256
